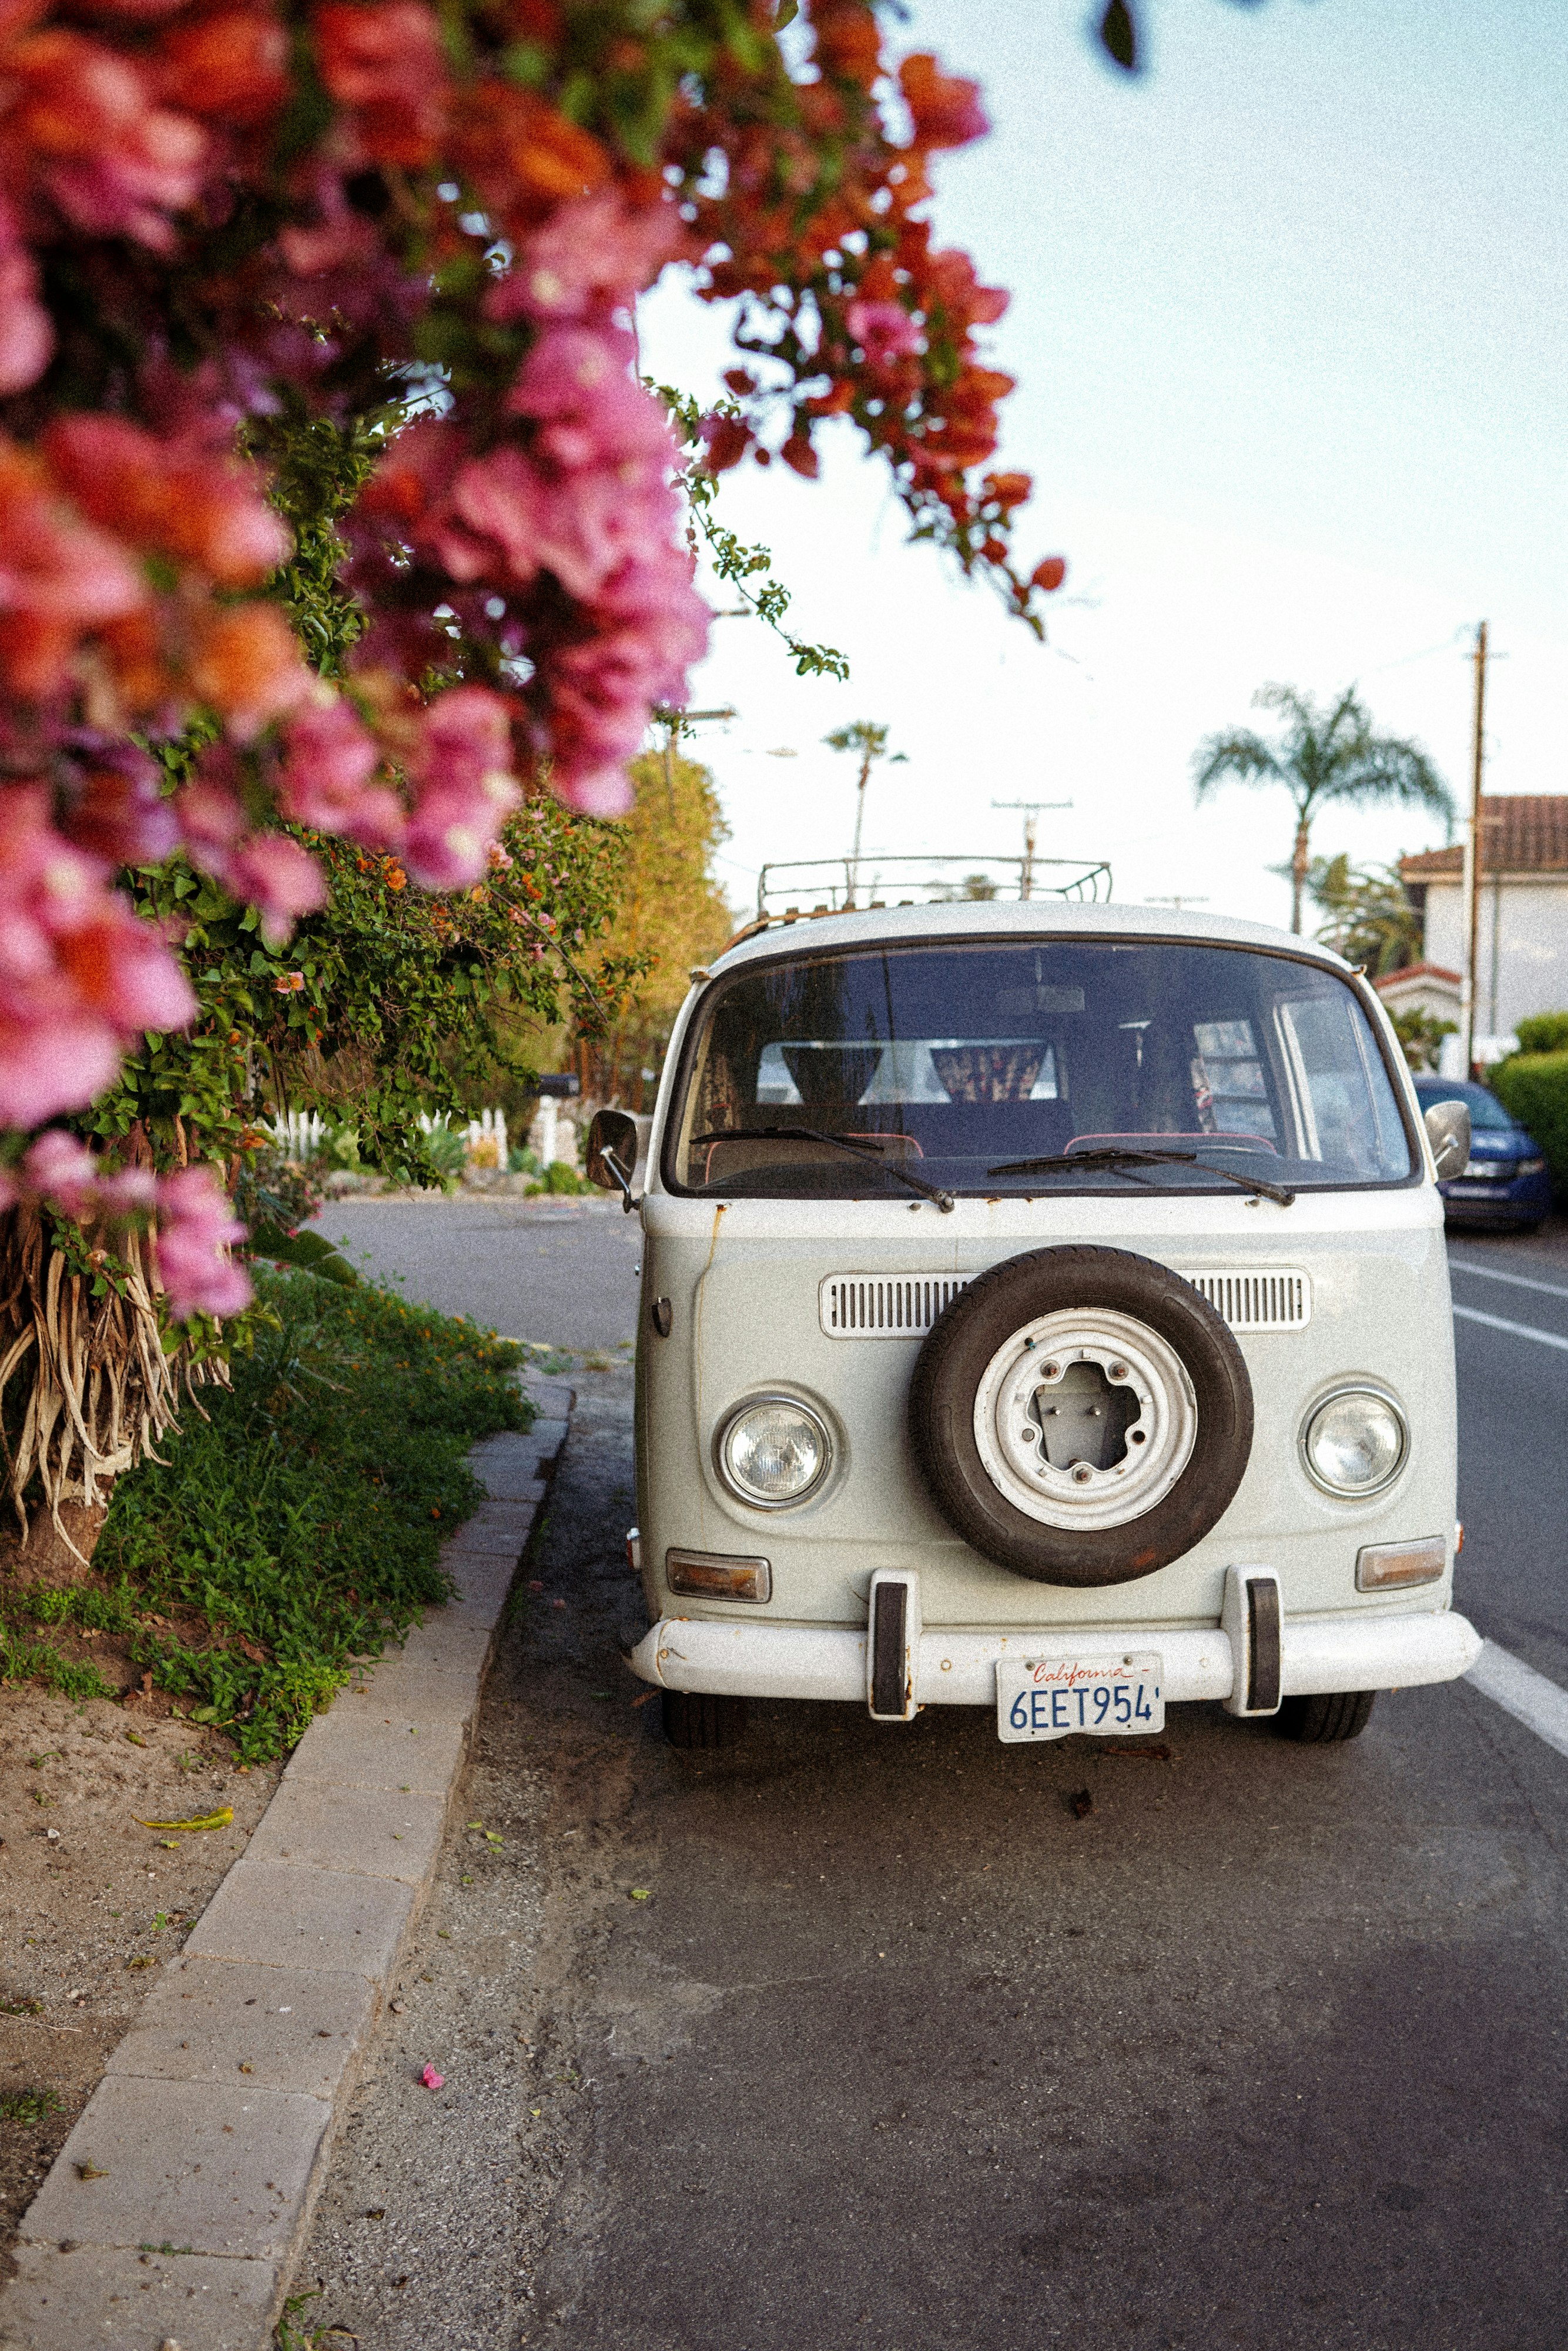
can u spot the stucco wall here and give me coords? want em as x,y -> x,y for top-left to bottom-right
1422,878 -> 1568,1032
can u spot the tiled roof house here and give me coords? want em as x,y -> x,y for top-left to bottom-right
1388,795 -> 1568,1040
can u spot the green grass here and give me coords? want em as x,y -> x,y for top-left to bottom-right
0,2088 -> 62,2126
0,1272 -> 531,1763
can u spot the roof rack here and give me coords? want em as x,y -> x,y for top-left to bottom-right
753,853 -> 1113,919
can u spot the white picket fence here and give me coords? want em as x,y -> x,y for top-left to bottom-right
269,1105 -> 512,1168
267,1109 -> 327,1156
417,1106 -> 510,1168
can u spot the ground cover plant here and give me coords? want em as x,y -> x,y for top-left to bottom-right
0,1270 -> 531,1761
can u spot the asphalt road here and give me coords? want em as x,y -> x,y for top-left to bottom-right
290,1220 -> 1568,2351
309,1193 -> 644,1349
1448,1227 -> 1568,1686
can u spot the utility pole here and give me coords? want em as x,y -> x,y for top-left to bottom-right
1145,895 -> 1211,913
993,799 -> 1071,899
1462,623 -> 1489,1077
652,705 -> 736,818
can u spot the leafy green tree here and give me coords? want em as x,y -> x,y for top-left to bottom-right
1302,855 -> 1423,977
1193,686 -> 1453,933
1391,1008 -> 1457,1074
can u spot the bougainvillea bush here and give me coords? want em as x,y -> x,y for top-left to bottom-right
0,0 -> 1060,1538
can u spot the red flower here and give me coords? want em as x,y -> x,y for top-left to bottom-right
0,437 -> 147,701
899,53 -> 990,150
186,604 -> 311,739
0,785 -> 196,1126
813,1 -> 882,87
449,82 -> 609,230
157,4 -> 290,125
1030,556 -> 1067,593
45,415 -> 289,589
313,0 -> 447,167
9,28 -> 206,251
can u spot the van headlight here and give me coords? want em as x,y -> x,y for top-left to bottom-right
1301,1387 -> 1408,1498
716,1395 -> 832,1508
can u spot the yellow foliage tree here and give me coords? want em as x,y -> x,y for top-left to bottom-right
581,751 -> 735,1108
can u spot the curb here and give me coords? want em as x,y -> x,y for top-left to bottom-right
0,1377 -> 574,2351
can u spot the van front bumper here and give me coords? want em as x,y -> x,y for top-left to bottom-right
628,1605 -> 1482,1708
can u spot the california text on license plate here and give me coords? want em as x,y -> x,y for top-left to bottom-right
996,1654 -> 1165,1743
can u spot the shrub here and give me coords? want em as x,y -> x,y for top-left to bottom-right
1391,1007 -> 1456,1073
1513,1013 -> 1568,1057
527,1163 -> 597,1197
1492,1052 -> 1568,1199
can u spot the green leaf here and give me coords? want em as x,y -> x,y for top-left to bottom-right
249,1227 -> 359,1287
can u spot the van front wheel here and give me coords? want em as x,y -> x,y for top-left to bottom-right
1275,1690 -> 1376,1743
662,1689 -> 748,1749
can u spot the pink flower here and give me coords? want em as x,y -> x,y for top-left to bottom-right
0,199 -> 52,397
226,833 -> 328,942
60,738 -> 179,866
93,1164 -> 159,1215
0,786 -> 197,1126
155,1163 -> 252,1318
402,686 -> 522,889
177,756 -> 327,940
277,696 -> 404,845
419,2064 -> 444,2089
11,30 -> 207,252
0,436 -> 148,701
845,298 -> 922,366
24,1130 -> 101,1220
487,189 -> 685,325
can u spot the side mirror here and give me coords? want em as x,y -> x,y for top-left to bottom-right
586,1108 -> 640,1208
1423,1098 -> 1471,1178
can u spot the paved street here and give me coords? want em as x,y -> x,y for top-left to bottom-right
310,1194 -> 644,1351
1449,1232 -> 1568,1687
290,1218 -> 1568,2351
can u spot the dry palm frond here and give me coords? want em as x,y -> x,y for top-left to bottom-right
0,1203 -> 230,1567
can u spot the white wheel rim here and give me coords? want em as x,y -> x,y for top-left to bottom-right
972,1307 -> 1198,1530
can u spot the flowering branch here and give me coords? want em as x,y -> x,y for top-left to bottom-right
0,0 -> 1054,1322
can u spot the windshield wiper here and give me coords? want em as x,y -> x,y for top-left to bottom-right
692,1127 -> 954,1212
986,1146 -> 1296,1208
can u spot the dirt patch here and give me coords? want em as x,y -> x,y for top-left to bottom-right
0,1682 -> 280,2271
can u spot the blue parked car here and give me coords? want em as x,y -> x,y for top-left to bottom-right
1412,1077 -> 1552,1233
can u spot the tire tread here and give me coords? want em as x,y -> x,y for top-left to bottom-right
1275,1689 -> 1376,1743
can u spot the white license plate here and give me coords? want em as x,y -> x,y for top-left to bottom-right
996,1653 -> 1164,1743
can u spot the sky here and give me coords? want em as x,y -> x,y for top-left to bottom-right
636,0 -> 1568,933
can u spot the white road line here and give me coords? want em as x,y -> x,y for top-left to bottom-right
1468,1639 -> 1568,1763
1452,1302 -> 1568,1352
1449,1257 -> 1568,1303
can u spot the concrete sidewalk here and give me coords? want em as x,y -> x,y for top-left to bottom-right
0,1379 -> 572,2351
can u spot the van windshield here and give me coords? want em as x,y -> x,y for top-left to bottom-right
664,937 -> 1415,1199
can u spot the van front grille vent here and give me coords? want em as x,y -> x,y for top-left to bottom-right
818,1266 -> 1311,1338
820,1274 -> 970,1338
1181,1268 -> 1311,1331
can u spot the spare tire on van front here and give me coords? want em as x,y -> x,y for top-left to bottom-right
909,1245 -> 1254,1587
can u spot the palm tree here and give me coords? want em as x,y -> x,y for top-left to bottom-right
1192,684 -> 1454,933
826,721 -> 906,904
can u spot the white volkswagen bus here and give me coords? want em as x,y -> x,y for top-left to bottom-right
587,886 -> 1479,1754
